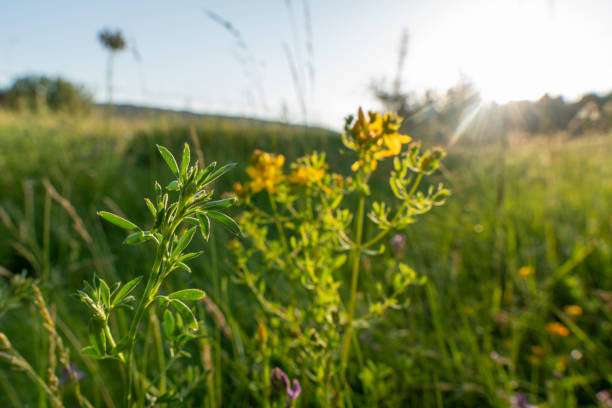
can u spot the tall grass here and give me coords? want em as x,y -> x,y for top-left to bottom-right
0,111 -> 610,406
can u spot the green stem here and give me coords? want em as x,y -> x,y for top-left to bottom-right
339,192 -> 365,393
124,246 -> 163,408
124,206 -> 183,408
268,193 -> 292,268
151,311 -> 166,395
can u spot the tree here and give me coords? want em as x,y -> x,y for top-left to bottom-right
98,29 -> 126,114
0,75 -> 92,114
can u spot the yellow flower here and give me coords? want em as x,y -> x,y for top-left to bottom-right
564,305 -> 583,316
289,165 -> 325,186
233,182 -> 246,198
245,150 -> 285,193
546,322 -> 570,337
343,108 -> 411,171
518,266 -> 534,277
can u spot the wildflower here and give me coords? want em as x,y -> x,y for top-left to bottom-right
57,363 -> 84,387
597,390 -> 612,407
564,305 -> 582,316
245,150 -> 285,193
489,351 -> 511,366
546,322 -> 570,337
342,108 -> 411,171
389,234 -> 406,254
332,173 -> 344,187
233,182 -> 246,198
518,266 -> 534,277
288,164 -> 325,187
570,349 -> 583,361
271,367 -> 301,406
510,393 -> 537,408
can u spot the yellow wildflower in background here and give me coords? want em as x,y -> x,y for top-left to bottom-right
546,322 -> 570,337
233,182 -> 246,198
564,305 -> 583,316
342,108 -> 411,171
289,165 -> 325,186
245,150 -> 285,193
288,152 -> 329,192
518,266 -> 535,277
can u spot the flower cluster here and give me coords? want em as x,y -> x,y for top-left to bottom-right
235,150 -> 343,198
342,107 -> 412,171
288,151 -> 328,191
235,150 -> 286,195
289,162 -> 325,187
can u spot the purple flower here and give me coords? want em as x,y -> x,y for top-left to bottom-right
287,379 -> 301,401
58,363 -> 84,387
510,394 -> 536,408
597,390 -> 612,407
389,234 -> 406,255
270,367 -> 301,406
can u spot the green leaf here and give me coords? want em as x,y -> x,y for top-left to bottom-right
81,346 -> 101,359
200,197 -> 236,211
171,226 -> 197,258
168,288 -> 206,301
109,337 -> 129,356
111,275 -> 143,307
174,311 -> 184,331
197,213 -> 210,242
432,188 -> 451,206
157,144 -> 179,176
197,161 -> 216,184
124,232 -> 153,245
98,277 -> 110,309
144,198 -> 157,218
177,251 -> 203,262
166,180 -> 179,191
176,261 -> 192,273
208,211 -> 240,235
89,319 -> 106,356
201,162 -> 236,186
180,143 -> 190,182
170,299 -> 198,330
163,309 -> 175,338
98,211 -> 140,231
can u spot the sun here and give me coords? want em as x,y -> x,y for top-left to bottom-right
448,1 -> 579,104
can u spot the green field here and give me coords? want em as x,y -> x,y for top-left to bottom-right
0,110 -> 611,407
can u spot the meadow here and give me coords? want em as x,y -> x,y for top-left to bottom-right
0,109 -> 611,407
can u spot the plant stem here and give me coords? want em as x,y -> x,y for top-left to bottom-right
361,172 -> 423,249
268,193 -> 292,268
124,246 -> 163,408
339,192 -> 365,393
150,311 -> 166,395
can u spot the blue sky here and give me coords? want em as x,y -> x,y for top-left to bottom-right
2,0 -> 612,128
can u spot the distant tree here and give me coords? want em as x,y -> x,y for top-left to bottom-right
0,75 -> 92,114
98,29 -> 126,113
